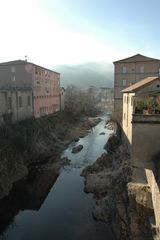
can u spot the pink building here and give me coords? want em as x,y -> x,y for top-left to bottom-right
33,64 -> 60,117
0,60 -> 60,118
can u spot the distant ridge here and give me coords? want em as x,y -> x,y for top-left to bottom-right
53,62 -> 113,88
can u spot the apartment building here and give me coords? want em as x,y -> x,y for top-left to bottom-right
0,87 -> 33,125
113,54 -> 160,120
0,60 -> 60,119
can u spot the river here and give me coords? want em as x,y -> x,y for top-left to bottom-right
0,116 -> 115,240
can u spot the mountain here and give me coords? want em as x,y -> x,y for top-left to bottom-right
53,62 -> 114,89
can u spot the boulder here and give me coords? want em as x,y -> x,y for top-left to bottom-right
72,144 -> 83,153
73,138 -> 79,142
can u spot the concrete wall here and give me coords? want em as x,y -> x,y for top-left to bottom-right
0,89 -> 33,125
0,63 -> 33,88
132,116 -> 160,169
145,169 -> 160,231
122,92 -> 135,145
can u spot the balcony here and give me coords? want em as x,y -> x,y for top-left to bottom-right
132,113 -> 160,123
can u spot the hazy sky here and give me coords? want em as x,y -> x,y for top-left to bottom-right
1,0 -> 160,68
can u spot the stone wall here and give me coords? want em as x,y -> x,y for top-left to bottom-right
0,89 -> 33,125
132,121 -> 160,169
145,169 -> 160,235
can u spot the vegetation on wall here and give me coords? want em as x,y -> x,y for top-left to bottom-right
134,96 -> 160,114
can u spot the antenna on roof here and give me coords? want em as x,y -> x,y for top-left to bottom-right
25,55 -> 27,62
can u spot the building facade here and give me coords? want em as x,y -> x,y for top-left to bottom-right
113,54 -> 160,120
0,87 -> 33,125
122,76 -> 160,168
0,60 -> 60,119
122,77 -> 160,232
60,87 -> 65,111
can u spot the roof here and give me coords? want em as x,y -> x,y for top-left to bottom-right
122,76 -> 159,93
0,60 -> 60,74
113,54 -> 160,64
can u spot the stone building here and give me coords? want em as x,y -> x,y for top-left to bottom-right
0,60 -> 60,119
0,87 -> 33,125
113,54 -> 160,120
122,76 -> 160,234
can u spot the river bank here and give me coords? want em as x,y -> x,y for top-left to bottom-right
0,115 -> 115,240
0,111 -> 101,199
81,122 -> 156,240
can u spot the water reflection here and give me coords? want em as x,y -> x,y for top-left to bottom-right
0,168 -> 59,235
61,117 -> 112,168
0,116 -> 115,240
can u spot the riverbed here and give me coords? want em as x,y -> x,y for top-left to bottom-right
0,116 -> 115,240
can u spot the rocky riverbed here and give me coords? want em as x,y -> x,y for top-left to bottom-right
81,133 -> 131,239
81,122 -> 156,240
0,114 -> 101,199
0,115 -> 115,240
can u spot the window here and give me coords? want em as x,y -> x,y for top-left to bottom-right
35,67 -> 38,74
140,66 -> 144,73
122,79 -> 127,86
19,96 -> 22,107
11,75 -> 16,82
122,66 -> 127,73
11,66 -> 16,73
27,96 -> 31,106
45,70 -> 48,76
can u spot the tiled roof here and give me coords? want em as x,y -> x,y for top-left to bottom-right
122,76 -> 159,93
113,54 -> 160,64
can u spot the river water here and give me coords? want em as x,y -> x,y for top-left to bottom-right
0,116 -> 115,240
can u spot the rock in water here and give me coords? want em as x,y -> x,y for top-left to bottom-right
72,144 -> 83,153
99,132 -> 105,135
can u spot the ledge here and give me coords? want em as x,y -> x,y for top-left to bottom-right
132,114 -> 160,124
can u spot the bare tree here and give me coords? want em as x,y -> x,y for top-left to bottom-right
64,85 -> 97,115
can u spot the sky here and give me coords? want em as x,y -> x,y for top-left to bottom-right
1,0 -> 160,69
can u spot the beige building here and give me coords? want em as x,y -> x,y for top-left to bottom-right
114,54 -> 160,120
122,77 -> 160,233
0,87 -> 33,125
122,76 -> 160,168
